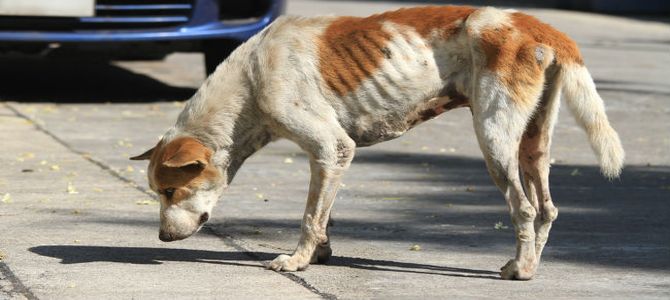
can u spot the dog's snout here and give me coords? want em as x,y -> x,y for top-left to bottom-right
199,212 -> 210,225
159,230 -> 175,242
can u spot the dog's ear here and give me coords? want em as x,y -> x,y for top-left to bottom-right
161,138 -> 211,169
130,147 -> 155,161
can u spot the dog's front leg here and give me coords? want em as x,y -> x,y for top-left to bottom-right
268,139 -> 354,272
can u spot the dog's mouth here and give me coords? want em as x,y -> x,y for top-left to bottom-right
158,230 -> 182,242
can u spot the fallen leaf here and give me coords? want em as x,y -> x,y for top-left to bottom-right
1,193 -> 11,204
126,165 -> 134,172
494,221 -> 509,230
72,209 -> 81,215
0,250 -> 6,260
256,193 -> 264,199
50,164 -> 60,171
93,187 -> 103,192
283,157 -> 294,164
570,168 -> 581,176
409,244 -> 422,251
136,199 -> 159,205
40,160 -> 48,165
67,182 -> 79,194
466,186 -> 475,192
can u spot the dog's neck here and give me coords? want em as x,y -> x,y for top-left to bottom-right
168,39 -> 271,185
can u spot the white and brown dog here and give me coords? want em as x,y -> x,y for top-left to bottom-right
131,6 -> 624,280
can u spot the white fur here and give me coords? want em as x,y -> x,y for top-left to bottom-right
560,64 -> 625,178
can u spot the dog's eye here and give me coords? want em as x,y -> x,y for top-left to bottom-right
164,188 -> 175,199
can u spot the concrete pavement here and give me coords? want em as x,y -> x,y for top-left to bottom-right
2,1 -> 670,299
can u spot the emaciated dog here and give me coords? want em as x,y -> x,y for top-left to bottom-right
131,6 -> 624,280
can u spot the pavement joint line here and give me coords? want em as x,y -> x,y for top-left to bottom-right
4,102 -> 335,300
0,262 -> 38,300
3,102 -> 154,198
204,227 -> 338,300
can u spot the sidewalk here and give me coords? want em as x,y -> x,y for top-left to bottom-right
2,2 -> 670,299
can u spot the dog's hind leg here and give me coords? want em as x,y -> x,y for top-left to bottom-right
470,75 -> 543,280
265,106 -> 355,272
519,68 -> 561,266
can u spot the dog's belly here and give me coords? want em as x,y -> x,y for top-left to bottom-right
319,22 -> 472,147
346,93 -> 468,147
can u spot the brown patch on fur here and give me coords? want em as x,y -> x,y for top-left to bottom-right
478,13 -> 583,103
418,108 -> 439,121
147,137 -> 221,204
477,11 -> 583,102
318,6 -> 476,96
510,12 -> 583,65
479,24 -> 549,103
441,84 -> 470,110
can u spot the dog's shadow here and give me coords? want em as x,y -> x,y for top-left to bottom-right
29,245 -> 499,279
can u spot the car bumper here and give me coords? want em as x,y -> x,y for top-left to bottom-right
0,0 -> 284,43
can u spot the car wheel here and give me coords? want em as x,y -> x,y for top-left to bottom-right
203,39 -> 240,75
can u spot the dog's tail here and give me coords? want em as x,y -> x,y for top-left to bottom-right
559,64 -> 624,178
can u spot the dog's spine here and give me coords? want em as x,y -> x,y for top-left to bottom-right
559,64 -> 625,178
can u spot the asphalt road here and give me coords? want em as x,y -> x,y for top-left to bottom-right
1,1 -> 669,299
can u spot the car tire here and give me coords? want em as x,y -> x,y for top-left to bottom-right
203,39 -> 240,75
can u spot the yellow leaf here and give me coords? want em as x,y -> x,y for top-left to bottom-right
1,193 -> 11,204
135,199 -> 159,205
66,182 -> 78,194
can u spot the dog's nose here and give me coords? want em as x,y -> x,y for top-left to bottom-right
159,230 -> 174,242
199,212 -> 209,225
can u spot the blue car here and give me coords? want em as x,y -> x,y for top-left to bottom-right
0,0 -> 285,74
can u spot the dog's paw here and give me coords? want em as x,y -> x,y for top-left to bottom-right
267,254 -> 309,272
310,243 -> 332,264
500,259 -> 535,280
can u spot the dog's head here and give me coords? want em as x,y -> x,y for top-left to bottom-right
131,136 -> 224,242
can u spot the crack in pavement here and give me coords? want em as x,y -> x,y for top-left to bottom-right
0,262 -> 38,300
3,102 -> 335,300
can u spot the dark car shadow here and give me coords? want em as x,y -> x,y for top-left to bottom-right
28,245 -> 500,279
0,57 -> 196,102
